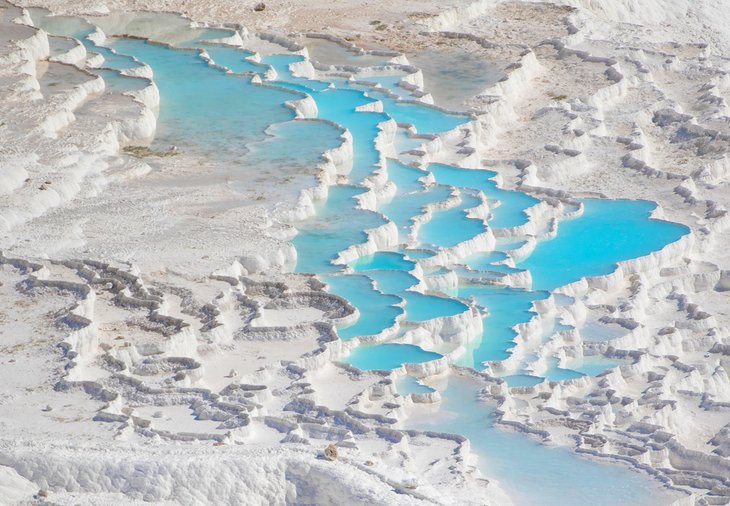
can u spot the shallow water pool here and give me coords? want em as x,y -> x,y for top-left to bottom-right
322,274 -> 402,340
112,37 -> 302,161
345,343 -> 442,371
519,199 -> 689,290
429,163 -> 539,229
408,376 -> 680,506
418,190 -> 485,248
351,252 -> 416,272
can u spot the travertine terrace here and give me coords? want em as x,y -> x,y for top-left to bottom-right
1,0 -> 729,504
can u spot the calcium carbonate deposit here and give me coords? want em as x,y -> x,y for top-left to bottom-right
1,0 -> 729,504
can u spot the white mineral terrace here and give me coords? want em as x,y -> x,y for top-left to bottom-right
1,0 -> 730,504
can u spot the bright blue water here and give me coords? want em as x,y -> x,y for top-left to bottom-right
334,78 -> 471,134
387,159 -> 427,194
520,199 -> 689,290
564,355 -> 627,377
322,274 -> 402,340
366,269 -> 419,294
408,376 -> 678,506
266,80 -> 318,94
544,365 -> 585,381
403,249 -> 436,260
456,286 -> 549,366
356,87 -> 470,133
345,343 -> 442,371
464,252 -> 525,274
203,45 -> 269,74
309,87 -> 390,183
351,252 -> 416,272
429,163 -> 539,228
380,186 -> 452,241
534,355 -> 626,383
466,250 -> 508,266
366,270 -> 469,322
495,239 -> 527,253
293,186 -> 387,273
112,38 -> 302,159
404,291 -> 469,321
418,190 -> 485,248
